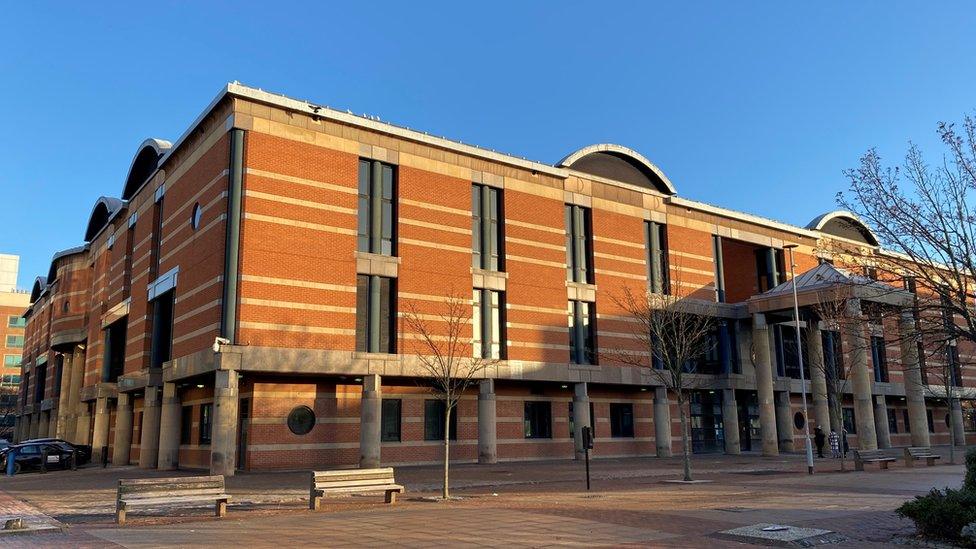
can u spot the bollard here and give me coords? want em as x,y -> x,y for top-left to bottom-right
40,447 -> 48,473
70,448 -> 77,471
4,448 -> 16,476
101,446 -> 109,468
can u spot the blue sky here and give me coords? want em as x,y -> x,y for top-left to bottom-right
2,2 -> 975,288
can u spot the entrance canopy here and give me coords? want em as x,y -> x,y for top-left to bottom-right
747,262 -> 913,313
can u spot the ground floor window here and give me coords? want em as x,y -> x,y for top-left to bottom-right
903,409 -> 911,433
424,399 -> 457,441
690,391 -> 724,454
381,399 -> 401,442
199,403 -> 212,445
887,409 -> 897,434
180,405 -> 193,444
524,401 -> 552,439
927,409 -> 935,433
609,403 -> 634,438
842,407 -> 856,434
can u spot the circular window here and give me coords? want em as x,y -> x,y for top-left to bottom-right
793,411 -> 806,430
287,405 -> 316,435
190,203 -> 202,230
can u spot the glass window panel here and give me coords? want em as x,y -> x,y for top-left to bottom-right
381,399 -> 401,442
355,275 -> 368,352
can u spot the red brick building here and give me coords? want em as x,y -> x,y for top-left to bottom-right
15,83 -> 975,474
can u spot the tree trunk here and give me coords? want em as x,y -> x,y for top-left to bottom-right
443,406 -> 451,499
678,394 -> 692,482
948,394 -> 956,466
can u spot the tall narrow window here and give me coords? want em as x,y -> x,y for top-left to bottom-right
356,275 -> 395,353
903,408 -> 911,433
180,405 -> 193,445
565,204 -> 593,283
609,403 -> 635,438
645,221 -> 669,294
887,409 -> 898,434
472,184 -> 503,271
122,226 -> 135,299
424,399 -> 457,441
713,235 -> 725,302
569,300 -> 596,365
473,289 -> 505,359
150,196 -> 164,279
822,330 -> 844,381
33,364 -> 46,403
199,403 -> 212,444
357,159 -> 396,256
381,399 -> 401,442
871,336 -> 889,383
149,291 -> 174,370
103,317 -> 127,382
524,401 -> 552,439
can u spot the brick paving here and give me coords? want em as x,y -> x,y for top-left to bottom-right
0,449 -> 969,547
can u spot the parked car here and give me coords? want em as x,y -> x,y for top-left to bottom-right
1,441 -> 91,473
17,438 -> 92,462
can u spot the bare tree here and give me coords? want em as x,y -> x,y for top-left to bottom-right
609,285 -> 716,482
838,114 -> 976,460
0,385 -> 17,441
401,291 -> 496,499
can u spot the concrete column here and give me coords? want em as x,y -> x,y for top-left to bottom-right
92,396 -> 112,461
55,355 -> 72,438
950,398 -> 966,447
721,389 -> 741,455
359,374 -> 382,468
899,311 -> 930,447
477,379 -> 497,464
845,300 -> 878,450
653,386 -> 672,457
874,395 -> 891,449
28,413 -> 40,439
139,385 -> 162,468
572,383 -> 591,460
74,402 -> 92,445
752,314 -> 779,456
113,392 -> 133,466
775,391 -> 793,452
65,348 -> 84,443
37,411 -> 50,438
157,382 -> 181,471
210,370 -> 240,476
807,324 -> 831,432
47,411 -> 58,439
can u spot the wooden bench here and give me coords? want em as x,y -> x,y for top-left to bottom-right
116,475 -> 231,526
904,446 -> 942,467
309,467 -> 404,510
853,449 -> 896,471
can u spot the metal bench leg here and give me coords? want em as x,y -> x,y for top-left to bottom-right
310,495 -> 321,511
385,490 -> 398,504
216,499 -> 227,518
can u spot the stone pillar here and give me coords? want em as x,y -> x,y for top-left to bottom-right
874,395 -> 891,449
359,374 -> 382,468
65,348 -> 84,443
753,314 -> 779,456
653,386 -> 672,457
572,383 -> 591,460
74,402 -> 92,445
950,398 -> 966,447
721,388 -> 740,455
807,324 -> 831,432
846,300 -> 878,450
157,382 -> 181,471
27,414 -> 37,439
92,396 -> 112,461
47,411 -> 58,439
139,385 -> 162,468
775,391 -> 793,452
477,379 -> 497,464
37,411 -> 50,438
113,392 -> 133,466
210,370 -> 240,476
899,311 -> 930,447
55,356 -> 72,438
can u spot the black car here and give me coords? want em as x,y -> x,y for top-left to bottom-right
18,438 -> 92,462
1,441 -> 91,474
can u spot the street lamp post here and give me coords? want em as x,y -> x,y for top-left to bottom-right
784,244 -> 815,475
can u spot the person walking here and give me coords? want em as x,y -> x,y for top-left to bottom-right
828,430 -> 840,458
814,426 -> 826,458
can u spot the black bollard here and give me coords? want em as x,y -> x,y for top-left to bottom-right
101,446 -> 109,468
40,448 -> 48,474
70,449 -> 78,471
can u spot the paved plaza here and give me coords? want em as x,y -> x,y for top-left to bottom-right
0,449 -> 969,547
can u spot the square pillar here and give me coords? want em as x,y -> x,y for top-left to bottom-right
113,393 -> 133,466
210,370 -> 240,476
806,323 -> 831,432
139,386 -> 162,468
92,396 -> 112,460
157,382 -> 182,471
899,311 -> 930,447
873,395 -> 891,449
74,402 -> 92,445
65,348 -> 85,444
573,383 -> 591,460
359,375 -> 382,468
721,389 -> 741,455
775,391 -> 793,453
47,411 -> 58,439
653,387 -> 672,457
37,411 -> 50,438
477,379 -> 497,464
752,314 -> 779,456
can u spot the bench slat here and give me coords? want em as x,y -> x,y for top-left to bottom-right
122,489 -> 229,500
314,484 -> 403,494
315,478 -> 396,488
122,495 -> 231,507
120,476 -> 224,486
